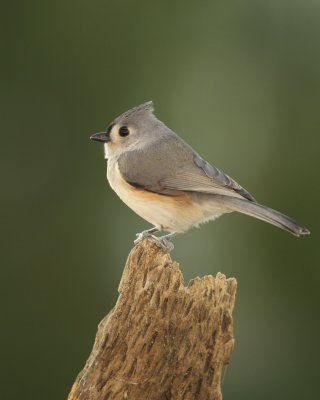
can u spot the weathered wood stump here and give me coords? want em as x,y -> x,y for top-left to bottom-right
68,239 -> 237,400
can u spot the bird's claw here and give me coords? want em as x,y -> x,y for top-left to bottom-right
134,227 -> 159,244
134,231 -> 154,244
134,234 -> 174,252
134,229 -> 176,252
148,236 -> 175,252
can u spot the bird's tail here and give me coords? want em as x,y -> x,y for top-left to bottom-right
220,196 -> 310,236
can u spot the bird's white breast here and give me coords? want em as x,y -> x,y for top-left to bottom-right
106,158 -> 213,232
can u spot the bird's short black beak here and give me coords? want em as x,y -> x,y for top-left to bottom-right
90,132 -> 110,143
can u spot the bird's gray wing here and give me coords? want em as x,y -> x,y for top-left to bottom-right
117,136 -> 255,201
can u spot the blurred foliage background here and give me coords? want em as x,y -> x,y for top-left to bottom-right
1,1 -> 319,399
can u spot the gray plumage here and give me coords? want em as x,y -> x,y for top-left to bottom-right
118,136 -> 255,200
91,101 -> 310,237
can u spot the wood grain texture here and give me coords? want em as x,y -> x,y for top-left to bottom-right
68,239 -> 237,400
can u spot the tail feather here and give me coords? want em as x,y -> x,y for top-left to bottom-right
220,196 -> 310,237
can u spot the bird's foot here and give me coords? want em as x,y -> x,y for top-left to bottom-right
134,230 -> 177,252
134,227 -> 159,244
148,233 -> 177,253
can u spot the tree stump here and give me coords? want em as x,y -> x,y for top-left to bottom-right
68,239 -> 237,400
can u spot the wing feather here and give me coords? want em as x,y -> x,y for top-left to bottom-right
117,136 -> 255,201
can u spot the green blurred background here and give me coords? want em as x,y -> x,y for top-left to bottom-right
2,0 -> 319,399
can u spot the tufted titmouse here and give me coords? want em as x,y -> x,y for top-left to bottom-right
90,101 -> 309,250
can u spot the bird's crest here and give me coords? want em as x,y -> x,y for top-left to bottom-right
118,101 -> 154,120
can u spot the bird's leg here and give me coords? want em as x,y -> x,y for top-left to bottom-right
150,232 -> 177,252
134,226 -> 159,244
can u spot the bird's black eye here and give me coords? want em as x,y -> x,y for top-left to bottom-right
119,126 -> 129,137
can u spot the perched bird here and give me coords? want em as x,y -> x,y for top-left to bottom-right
90,101 -> 309,250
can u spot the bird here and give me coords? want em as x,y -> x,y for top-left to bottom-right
90,101 -> 310,250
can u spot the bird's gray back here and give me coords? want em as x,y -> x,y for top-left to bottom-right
117,134 -> 255,201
